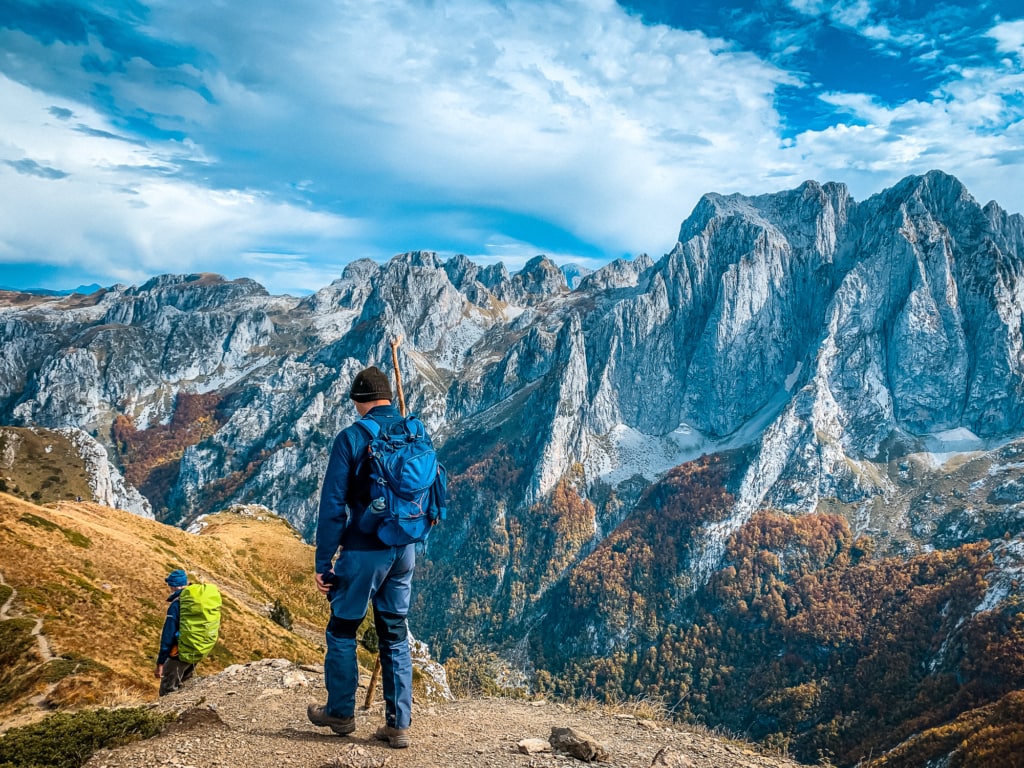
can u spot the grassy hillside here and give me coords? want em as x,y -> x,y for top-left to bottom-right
0,429 -> 95,505
0,493 -> 329,721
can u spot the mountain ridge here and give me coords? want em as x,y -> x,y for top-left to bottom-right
2,169 -> 1023,765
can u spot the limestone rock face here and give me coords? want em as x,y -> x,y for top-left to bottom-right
58,428 -> 153,517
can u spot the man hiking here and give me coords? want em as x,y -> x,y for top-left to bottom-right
155,568 -> 195,696
308,365 -> 429,748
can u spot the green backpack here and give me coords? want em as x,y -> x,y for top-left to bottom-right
177,583 -> 222,664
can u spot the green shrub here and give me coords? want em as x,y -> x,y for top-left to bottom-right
17,514 -> 91,548
360,624 -> 379,654
0,617 -> 39,707
18,514 -> 59,532
60,528 -> 91,549
0,707 -> 171,768
39,655 -> 110,684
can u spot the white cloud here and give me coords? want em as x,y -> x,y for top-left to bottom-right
785,0 -> 926,48
0,0 -> 802,286
0,0 -> 1021,294
989,19 -> 1024,62
246,0 -> 795,250
0,74 -> 359,291
831,0 -> 872,28
785,52 -> 1024,206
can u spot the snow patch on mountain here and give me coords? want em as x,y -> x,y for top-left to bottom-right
589,423 -> 710,485
918,428 -> 986,468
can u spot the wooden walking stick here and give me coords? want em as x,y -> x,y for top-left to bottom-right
363,337 -> 405,709
390,336 -> 407,418
363,643 -> 383,709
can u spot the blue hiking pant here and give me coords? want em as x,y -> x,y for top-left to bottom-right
324,544 -> 415,729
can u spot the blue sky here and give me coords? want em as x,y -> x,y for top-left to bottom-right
0,0 -> 1022,295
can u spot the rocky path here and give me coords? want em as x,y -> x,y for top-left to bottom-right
0,569 -> 58,722
0,568 -> 53,660
84,659 -> 809,768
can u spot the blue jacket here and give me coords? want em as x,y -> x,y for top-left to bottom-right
315,404 -> 406,573
157,588 -> 183,664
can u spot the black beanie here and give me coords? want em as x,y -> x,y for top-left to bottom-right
349,366 -> 393,402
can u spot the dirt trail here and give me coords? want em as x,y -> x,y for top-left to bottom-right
83,659 -> 811,768
0,569 -> 53,663
0,569 -> 60,720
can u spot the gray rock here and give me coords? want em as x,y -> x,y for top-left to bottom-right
549,726 -> 608,762
281,671 -> 307,688
326,744 -> 390,768
650,747 -> 696,767
518,738 -> 552,754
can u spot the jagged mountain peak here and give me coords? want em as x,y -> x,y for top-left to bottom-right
388,250 -> 444,270
578,255 -> 653,292
130,272 -> 268,299
890,168 -> 974,204
340,257 -> 382,281
506,254 -> 569,304
676,178 -> 852,255
442,253 -> 481,287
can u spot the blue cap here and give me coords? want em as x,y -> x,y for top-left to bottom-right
165,569 -> 188,587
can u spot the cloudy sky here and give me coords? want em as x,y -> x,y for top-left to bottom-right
1,0 -> 1022,295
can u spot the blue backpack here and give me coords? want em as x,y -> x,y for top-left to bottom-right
355,414 -> 447,545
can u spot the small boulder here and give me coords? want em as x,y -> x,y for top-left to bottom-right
518,738 -> 552,755
651,746 -> 696,767
282,670 -> 308,688
549,726 -> 608,762
324,744 -> 390,768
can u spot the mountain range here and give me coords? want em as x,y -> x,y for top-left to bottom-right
2,169 -> 1022,766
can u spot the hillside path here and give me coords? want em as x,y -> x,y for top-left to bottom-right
0,569 -> 61,721
84,659 -> 809,768
0,569 -> 53,663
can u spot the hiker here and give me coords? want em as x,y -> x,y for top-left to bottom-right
308,366 -> 427,749
155,568 -> 195,696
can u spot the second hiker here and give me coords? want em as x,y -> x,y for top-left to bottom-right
155,568 -> 195,696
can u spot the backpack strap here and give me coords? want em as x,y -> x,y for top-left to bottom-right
355,415 -> 383,440
353,416 -> 383,478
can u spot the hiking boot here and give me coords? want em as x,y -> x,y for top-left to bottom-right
307,704 -> 356,735
374,724 -> 411,748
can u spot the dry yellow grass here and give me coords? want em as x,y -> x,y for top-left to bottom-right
0,492 -> 329,718
0,428 -> 96,504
